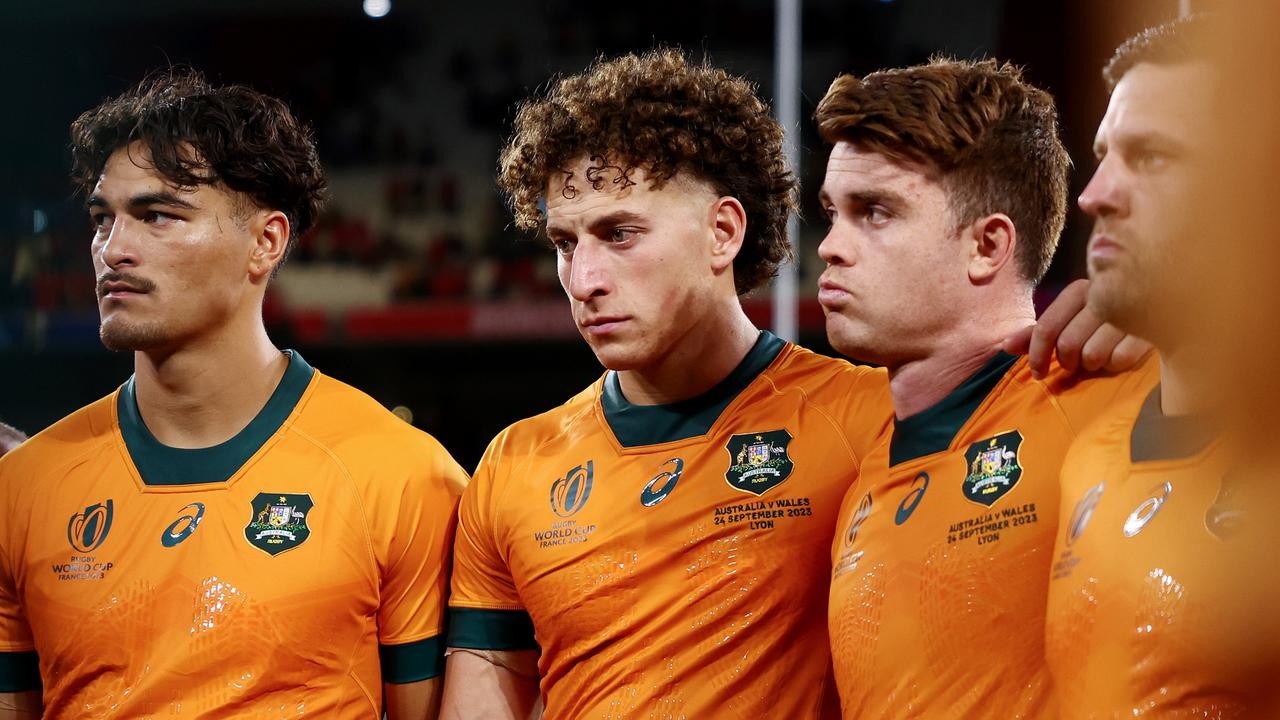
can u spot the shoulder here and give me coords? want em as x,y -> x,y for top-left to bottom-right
479,380 -> 601,466
1035,353 -> 1160,431
289,372 -> 466,493
0,392 -> 119,482
766,344 -> 889,398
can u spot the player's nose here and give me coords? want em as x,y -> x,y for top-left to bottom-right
98,216 -> 142,269
1078,158 -> 1127,219
818,225 -> 855,266
565,238 -> 610,301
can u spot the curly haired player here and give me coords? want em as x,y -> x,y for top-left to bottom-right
440,48 -> 893,719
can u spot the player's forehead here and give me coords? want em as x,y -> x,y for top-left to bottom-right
544,158 -> 708,230
821,141 -> 939,202
90,142 -> 216,208
1096,61 -> 1214,152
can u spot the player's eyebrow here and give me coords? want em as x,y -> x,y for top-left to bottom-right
821,187 -> 909,210
86,191 -> 198,212
548,209 -> 646,239
587,210 -> 645,234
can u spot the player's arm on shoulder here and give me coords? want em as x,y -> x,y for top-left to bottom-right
384,677 -> 442,720
1003,278 -> 1154,378
441,648 -> 540,720
0,691 -> 41,719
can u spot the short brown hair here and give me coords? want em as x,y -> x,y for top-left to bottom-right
815,58 -> 1070,285
70,69 -> 328,262
498,48 -> 796,294
1103,14 -> 1213,91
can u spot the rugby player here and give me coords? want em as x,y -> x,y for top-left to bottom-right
0,71 -> 466,718
816,58 -> 1158,718
1046,15 -> 1280,715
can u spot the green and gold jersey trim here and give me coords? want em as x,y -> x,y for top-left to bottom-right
1130,385 -> 1218,463
889,351 -> 1020,467
0,650 -> 39,692
601,330 -> 786,448
118,350 -> 315,486
379,635 -> 447,683
446,608 -> 539,651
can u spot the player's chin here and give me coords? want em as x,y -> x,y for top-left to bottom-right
585,339 -> 650,372
99,318 -> 171,352
824,316 -> 875,360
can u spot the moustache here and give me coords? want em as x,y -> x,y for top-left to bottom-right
96,271 -> 156,297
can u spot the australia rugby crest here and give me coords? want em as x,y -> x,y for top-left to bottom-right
725,429 -> 794,496
245,493 -> 314,556
962,430 -> 1024,507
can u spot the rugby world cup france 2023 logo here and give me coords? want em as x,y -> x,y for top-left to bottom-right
550,461 -> 594,518
68,500 -> 114,553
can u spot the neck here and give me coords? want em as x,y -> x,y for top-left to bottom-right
132,317 -> 287,449
1156,339 -> 1216,417
888,301 -> 1033,420
617,301 -> 760,405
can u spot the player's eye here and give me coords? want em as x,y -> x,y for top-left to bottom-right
865,205 -> 891,226
89,212 -> 113,232
550,236 -> 576,255
608,228 -> 638,243
141,210 -> 177,225
823,206 -> 837,225
1134,151 -> 1169,173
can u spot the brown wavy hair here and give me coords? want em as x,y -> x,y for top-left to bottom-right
70,69 -> 327,263
816,58 -> 1070,285
498,48 -> 795,294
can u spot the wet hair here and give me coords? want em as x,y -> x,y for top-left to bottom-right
499,48 -> 796,294
70,68 -> 327,262
815,57 -> 1070,285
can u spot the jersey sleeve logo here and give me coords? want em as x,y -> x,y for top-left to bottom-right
550,461 -> 594,517
962,430 -> 1024,507
245,493 -> 314,556
68,499 -> 114,553
725,429 -> 793,496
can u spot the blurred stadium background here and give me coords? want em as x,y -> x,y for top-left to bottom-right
0,0 -> 1189,468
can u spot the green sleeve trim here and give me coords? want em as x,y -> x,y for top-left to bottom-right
0,650 -> 40,692
446,608 -> 538,651
379,635 -> 446,683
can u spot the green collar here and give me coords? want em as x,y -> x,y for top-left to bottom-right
118,351 -> 315,486
889,352 -> 1020,466
602,331 -> 786,448
1130,385 -> 1218,463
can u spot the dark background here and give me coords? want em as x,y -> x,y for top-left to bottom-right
0,0 -> 1186,469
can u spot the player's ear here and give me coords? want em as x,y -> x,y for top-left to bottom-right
967,213 -> 1017,285
248,210 -> 291,282
710,196 -> 747,273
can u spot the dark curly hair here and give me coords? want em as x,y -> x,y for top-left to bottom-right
816,58 -> 1070,285
1103,14 -> 1213,91
498,48 -> 796,295
70,68 -> 327,264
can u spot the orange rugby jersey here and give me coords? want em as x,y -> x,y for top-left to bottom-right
0,351 -> 467,718
828,352 -> 1157,719
448,332 -> 893,719
1047,385 -> 1280,718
